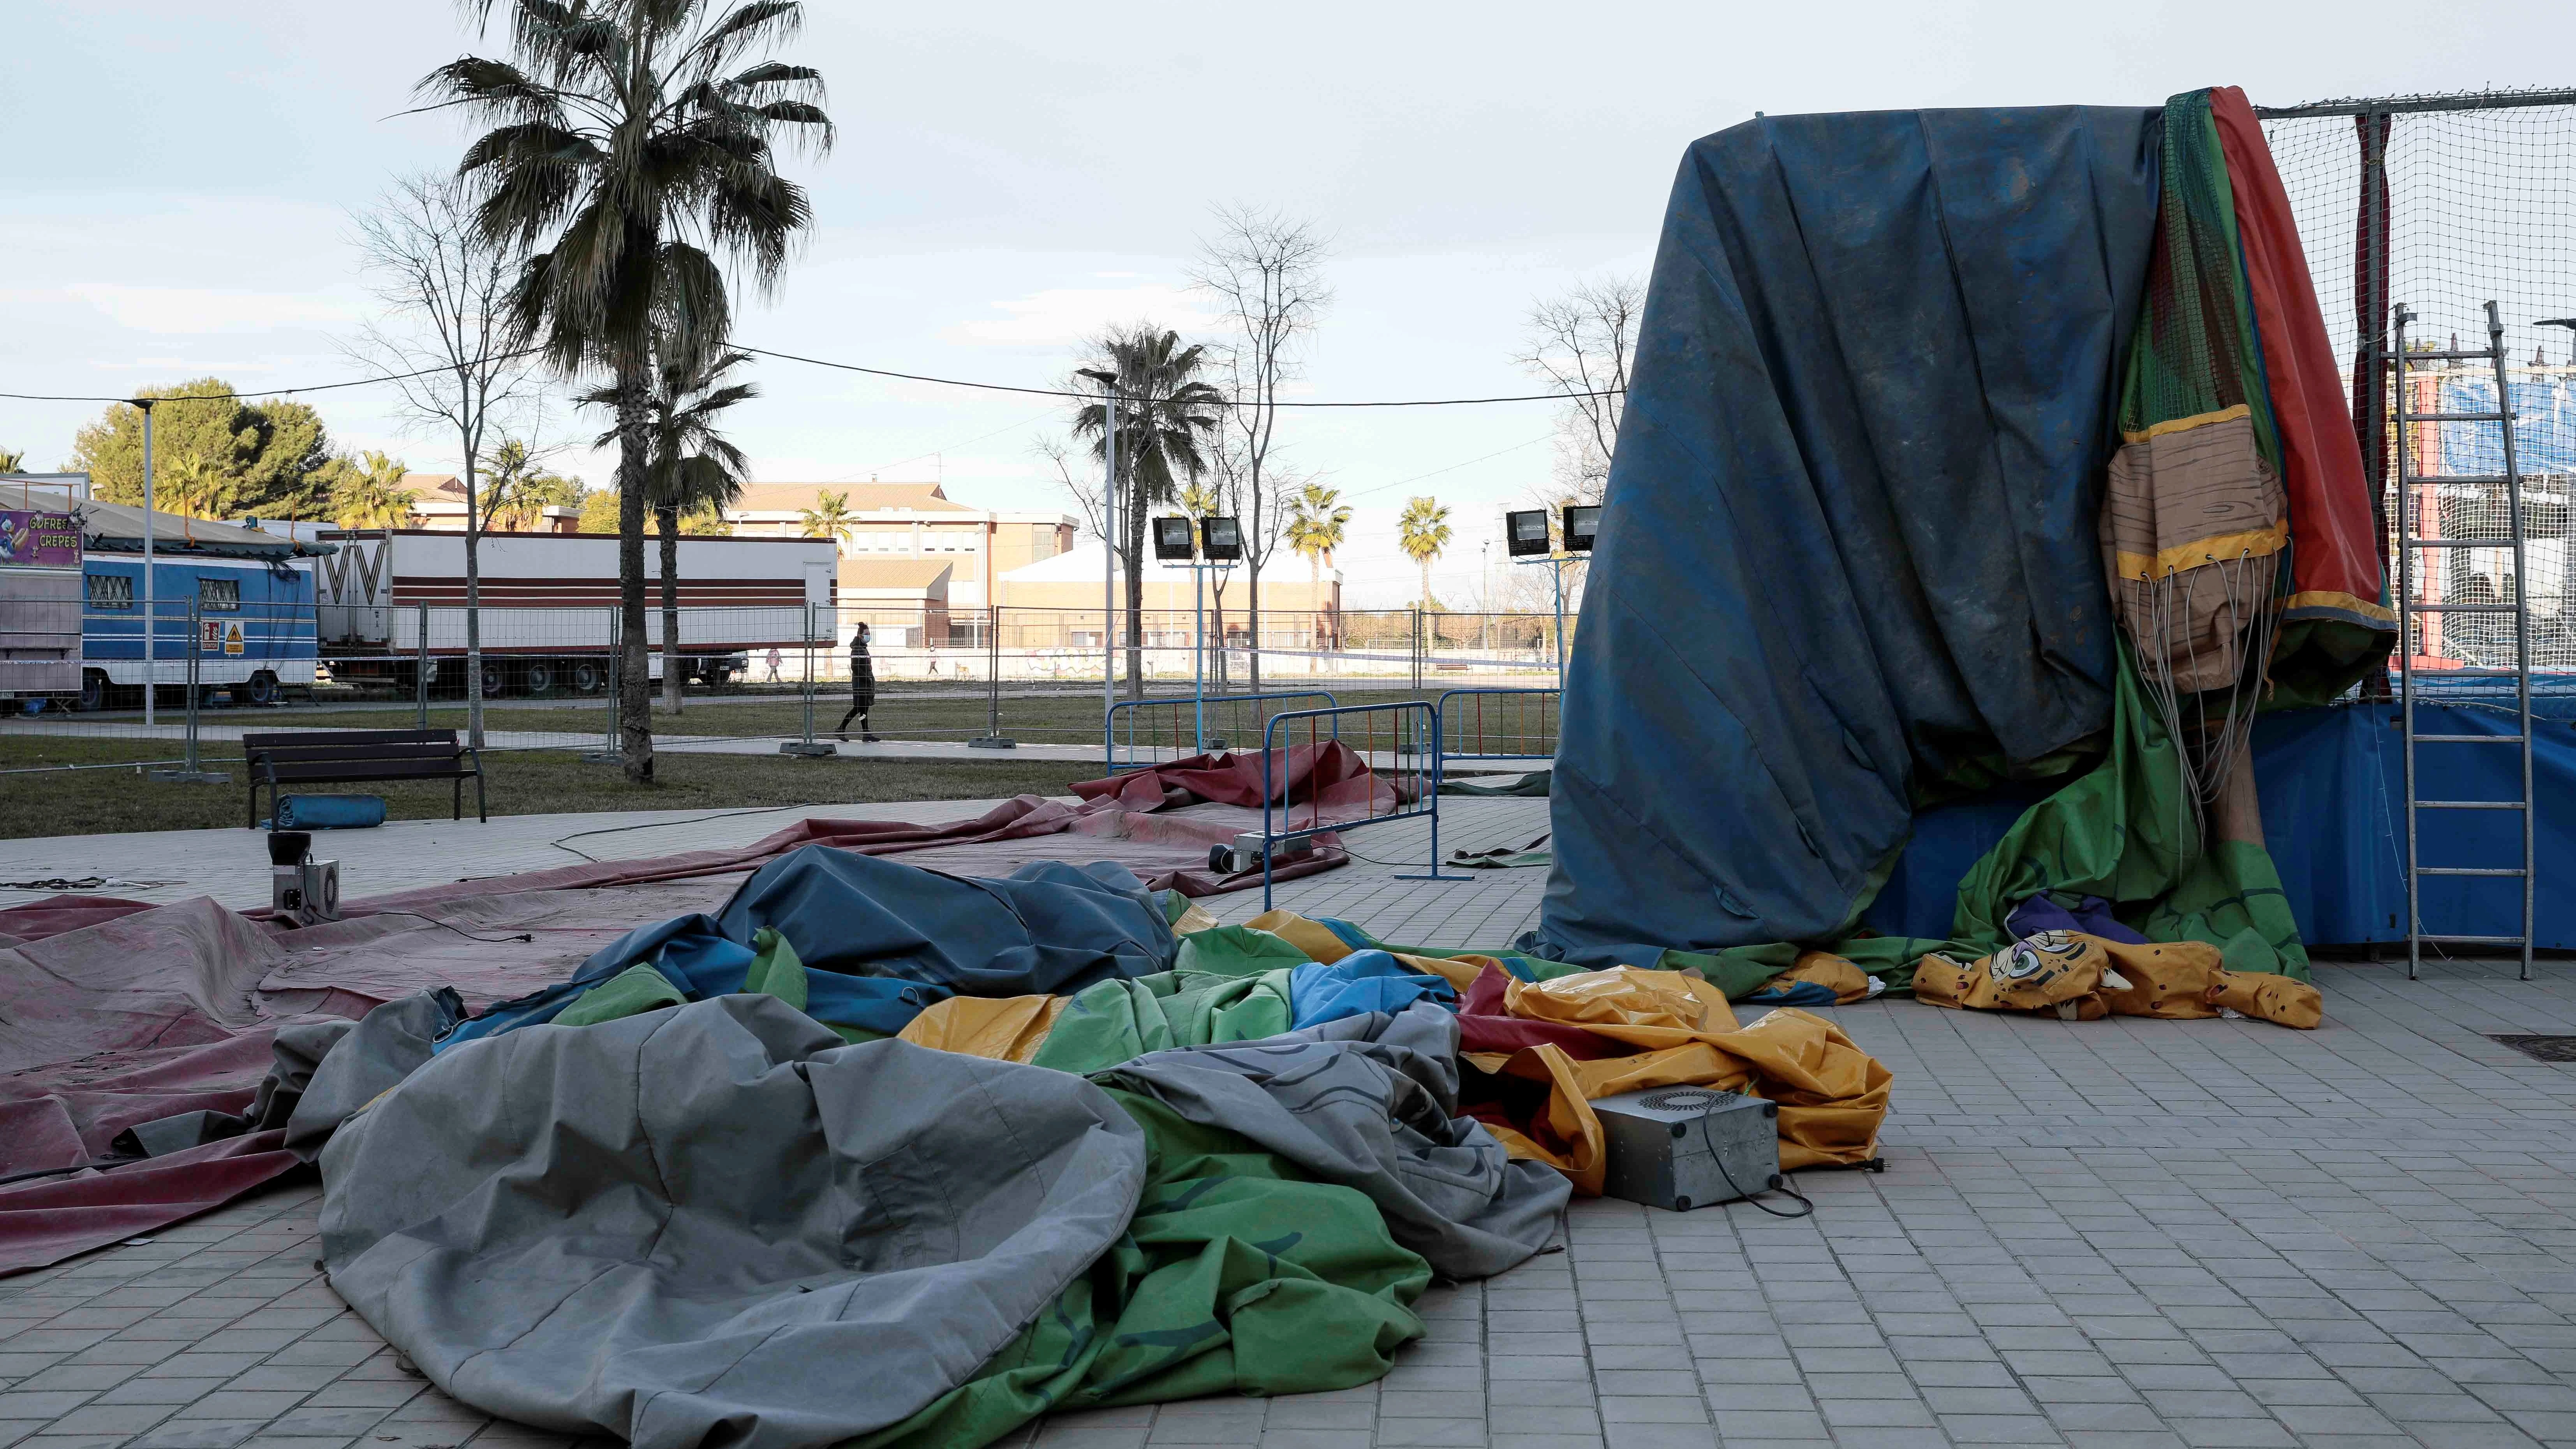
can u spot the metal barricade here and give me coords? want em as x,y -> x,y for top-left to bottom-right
1258,701 -> 1457,908
1435,687 -> 1561,772
1105,689 -> 1338,774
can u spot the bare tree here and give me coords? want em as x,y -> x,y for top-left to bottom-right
347,173 -> 545,748
1191,206 -> 1332,693
1037,434 -> 1107,543
1193,427 -> 1303,690
1514,276 -> 1642,502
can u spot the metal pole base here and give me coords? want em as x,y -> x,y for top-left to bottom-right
1392,869 -> 1468,882
779,741 -> 838,758
968,736 -> 1018,749
147,769 -> 231,784
580,750 -> 624,765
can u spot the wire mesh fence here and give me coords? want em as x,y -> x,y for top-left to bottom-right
2261,90 -> 2576,680
0,600 -> 1582,770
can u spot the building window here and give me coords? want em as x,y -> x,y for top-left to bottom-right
87,573 -> 133,610
199,577 -> 240,612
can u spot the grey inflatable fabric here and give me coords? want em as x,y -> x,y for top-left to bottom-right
282,989 -> 462,1161
1096,1001 -> 1569,1280
318,996 -> 1147,1449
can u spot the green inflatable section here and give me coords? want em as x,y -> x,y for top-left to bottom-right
851,1093 -> 1431,1449
1949,645 -> 2309,978
1031,926 -> 1310,1075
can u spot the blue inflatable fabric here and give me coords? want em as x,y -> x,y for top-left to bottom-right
1288,950 -> 1457,1030
1863,698 -> 2576,949
1539,106 -> 2163,968
438,848 -> 1178,1050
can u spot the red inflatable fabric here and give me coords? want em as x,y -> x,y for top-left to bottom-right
1454,964 -> 1620,1060
2209,86 -> 2393,630
1070,741 -> 1399,824
0,1130 -> 302,1276
0,894 -> 158,948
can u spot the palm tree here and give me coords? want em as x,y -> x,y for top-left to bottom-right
1069,326 -> 1225,696
421,0 -> 832,781
159,454 -> 226,519
798,489 -> 856,544
0,448 -> 25,474
1398,495 -> 1452,612
1288,481 -> 1350,665
332,451 -> 418,529
590,349 -> 756,712
478,437 -> 575,532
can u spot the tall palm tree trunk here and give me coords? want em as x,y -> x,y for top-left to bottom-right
1308,554 -> 1323,675
616,386 -> 654,781
658,503 -> 684,714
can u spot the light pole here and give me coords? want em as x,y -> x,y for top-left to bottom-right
1155,513 -> 1242,751
138,399 -> 157,727
1505,503 -> 1600,690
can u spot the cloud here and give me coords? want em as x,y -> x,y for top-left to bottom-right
947,284 -> 1216,347
67,284 -> 359,335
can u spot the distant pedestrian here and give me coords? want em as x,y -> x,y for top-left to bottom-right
763,647 -> 782,684
835,623 -> 878,741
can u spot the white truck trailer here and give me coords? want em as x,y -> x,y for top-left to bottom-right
312,529 -> 839,696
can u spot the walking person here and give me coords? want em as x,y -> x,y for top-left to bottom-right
763,647 -> 782,684
835,622 -> 879,741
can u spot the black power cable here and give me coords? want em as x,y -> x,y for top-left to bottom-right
1698,1104 -> 1817,1218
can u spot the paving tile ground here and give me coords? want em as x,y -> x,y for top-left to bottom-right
9,795 -> 2576,1446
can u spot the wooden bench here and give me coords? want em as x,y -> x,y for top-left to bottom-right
243,729 -> 485,830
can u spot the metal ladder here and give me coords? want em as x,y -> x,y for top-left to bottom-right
2393,300 -> 2536,980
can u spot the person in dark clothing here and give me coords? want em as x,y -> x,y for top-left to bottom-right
835,623 -> 879,741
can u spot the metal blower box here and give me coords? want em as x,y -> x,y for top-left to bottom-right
1595,1085 -> 1781,1212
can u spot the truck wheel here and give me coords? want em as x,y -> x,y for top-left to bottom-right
703,663 -> 735,691
76,670 -> 108,712
523,660 -> 556,695
480,659 -> 509,698
571,660 -> 605,694
243,671 -> 280,706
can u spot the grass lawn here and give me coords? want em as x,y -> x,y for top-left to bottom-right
57,682 -> 1483,747
0,736 -> 1101,840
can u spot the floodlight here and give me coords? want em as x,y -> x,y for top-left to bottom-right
1562,504 -> 1602,553
1504,509 -> 1551,557
1152,515 -> 1197,561
1201,516 -> 1243,560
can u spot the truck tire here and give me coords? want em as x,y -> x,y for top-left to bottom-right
480,659 -> 509,698
571,659 -> 605,694
76,670 -> 108,712
243,670 -> 280,707
523,659 -> 556,695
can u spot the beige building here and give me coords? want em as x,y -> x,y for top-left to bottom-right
992,542 -> 1341,647
724,483 -> 1073,612
399,476 -> 581,533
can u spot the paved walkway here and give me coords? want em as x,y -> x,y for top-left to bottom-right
8,799 -> 2576,1447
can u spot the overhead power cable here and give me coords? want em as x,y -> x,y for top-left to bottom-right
0,349 -> 550,405
738,346 -> 1620,407
1,344 -> 1625,409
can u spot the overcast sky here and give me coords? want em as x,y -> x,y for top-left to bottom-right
5,2 -> 2569,605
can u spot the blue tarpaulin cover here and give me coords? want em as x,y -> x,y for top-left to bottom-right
437,848 -> 1178,1049
1540,106 -> 2163,966
1866,697 -> 2576,949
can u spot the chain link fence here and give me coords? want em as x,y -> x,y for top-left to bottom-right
2261,90 -> 2576,682
0,600 -> 1581,772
